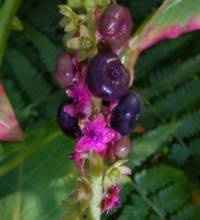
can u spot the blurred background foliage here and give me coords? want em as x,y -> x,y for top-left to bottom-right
0,0 -> 200,219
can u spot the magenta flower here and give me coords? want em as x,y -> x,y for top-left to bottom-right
67,78 -> 92,118
75,114 -> 118,156
101,185 -> 121,213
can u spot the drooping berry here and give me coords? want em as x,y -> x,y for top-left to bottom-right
111,92 -> 141,135
87,51 -> 130,101
114,135 -> 132,159
57,102 -> 79,138
107,136 -> 132,161
99,4 -> 133,50
55,52 -> 75,88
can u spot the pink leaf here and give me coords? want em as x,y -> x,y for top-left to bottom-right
121,0 -> 200,76
0,83 -> 23,141
139,0 -> 200,50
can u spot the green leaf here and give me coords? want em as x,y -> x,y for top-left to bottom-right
176,110 -> 200,138
171,203 -> 200,220
24,24 -> 60,73
189,138 -> 200,159
0,124 -> 77,220
152,181 -> 191,216
134,166 -> 186,194
141,54 -> 200,99
5,49 -> 51,102
142,78 -> 200,120
118,195 -> 149,220
135,33 -> 195,80
167,143 -> 191,166
129,122 -> 179,167
148,214 -> 163,220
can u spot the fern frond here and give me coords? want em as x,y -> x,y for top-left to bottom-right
24,24 -> 60,73
24,0 -> 60,29
189,138 -> 200,159
134,166 -> 186,194
118,205 -> 135,220
3,80 -> 25,113
167,143 -> 191,166
40,93 -> 65,120
171,203 -> 200,220
141,55 -> 200,99
5,49 -> 51,102
148,214 -> 163,220
136,34 -> 194,80
152,181 -> 191,216
118,195 -> 149,220
142,78 -> 200,120
129,122 -> 179,167
176,110 -> 200,139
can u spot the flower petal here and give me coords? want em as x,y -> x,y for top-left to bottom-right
76,136 -> 92,152
101,185 -> 121,212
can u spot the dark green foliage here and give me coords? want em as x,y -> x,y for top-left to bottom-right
134,166 -> 187,194
0,0 -> 200,220
189,138 -> 200,159
142,78 -> 200,121
6,49 -> 51,102
176,110 -> 200,139
171,204 -> 200,220
136,34 -> 196,80
118,195 -> 149,220
0,123 -> 76,220
24,24 -> 60,73
152,180 -> 191,216
167,144 -> 191,166
129,122 -> 179,167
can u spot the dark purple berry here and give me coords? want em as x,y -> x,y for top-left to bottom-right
87,51 -> 130,101
99,4 -> 133,50
111,92 -> 141,135
57,102 -> 79,138
55,52 -> 75,88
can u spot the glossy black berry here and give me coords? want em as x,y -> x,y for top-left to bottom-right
87,51 -> 130,101
111,92 -> 141,135
57,102 -> 79,138
99,4 -> 133,50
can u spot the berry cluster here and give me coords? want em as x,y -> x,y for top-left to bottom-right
56,2 -> 141,216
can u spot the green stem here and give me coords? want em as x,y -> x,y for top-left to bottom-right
0,0 -> 22,72
88,174 -> 103,220
88,154 -> 103,220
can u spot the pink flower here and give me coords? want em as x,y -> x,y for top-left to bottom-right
101,185 -> 121,213
67,79 -> 92,118
75,114 -> 118,156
